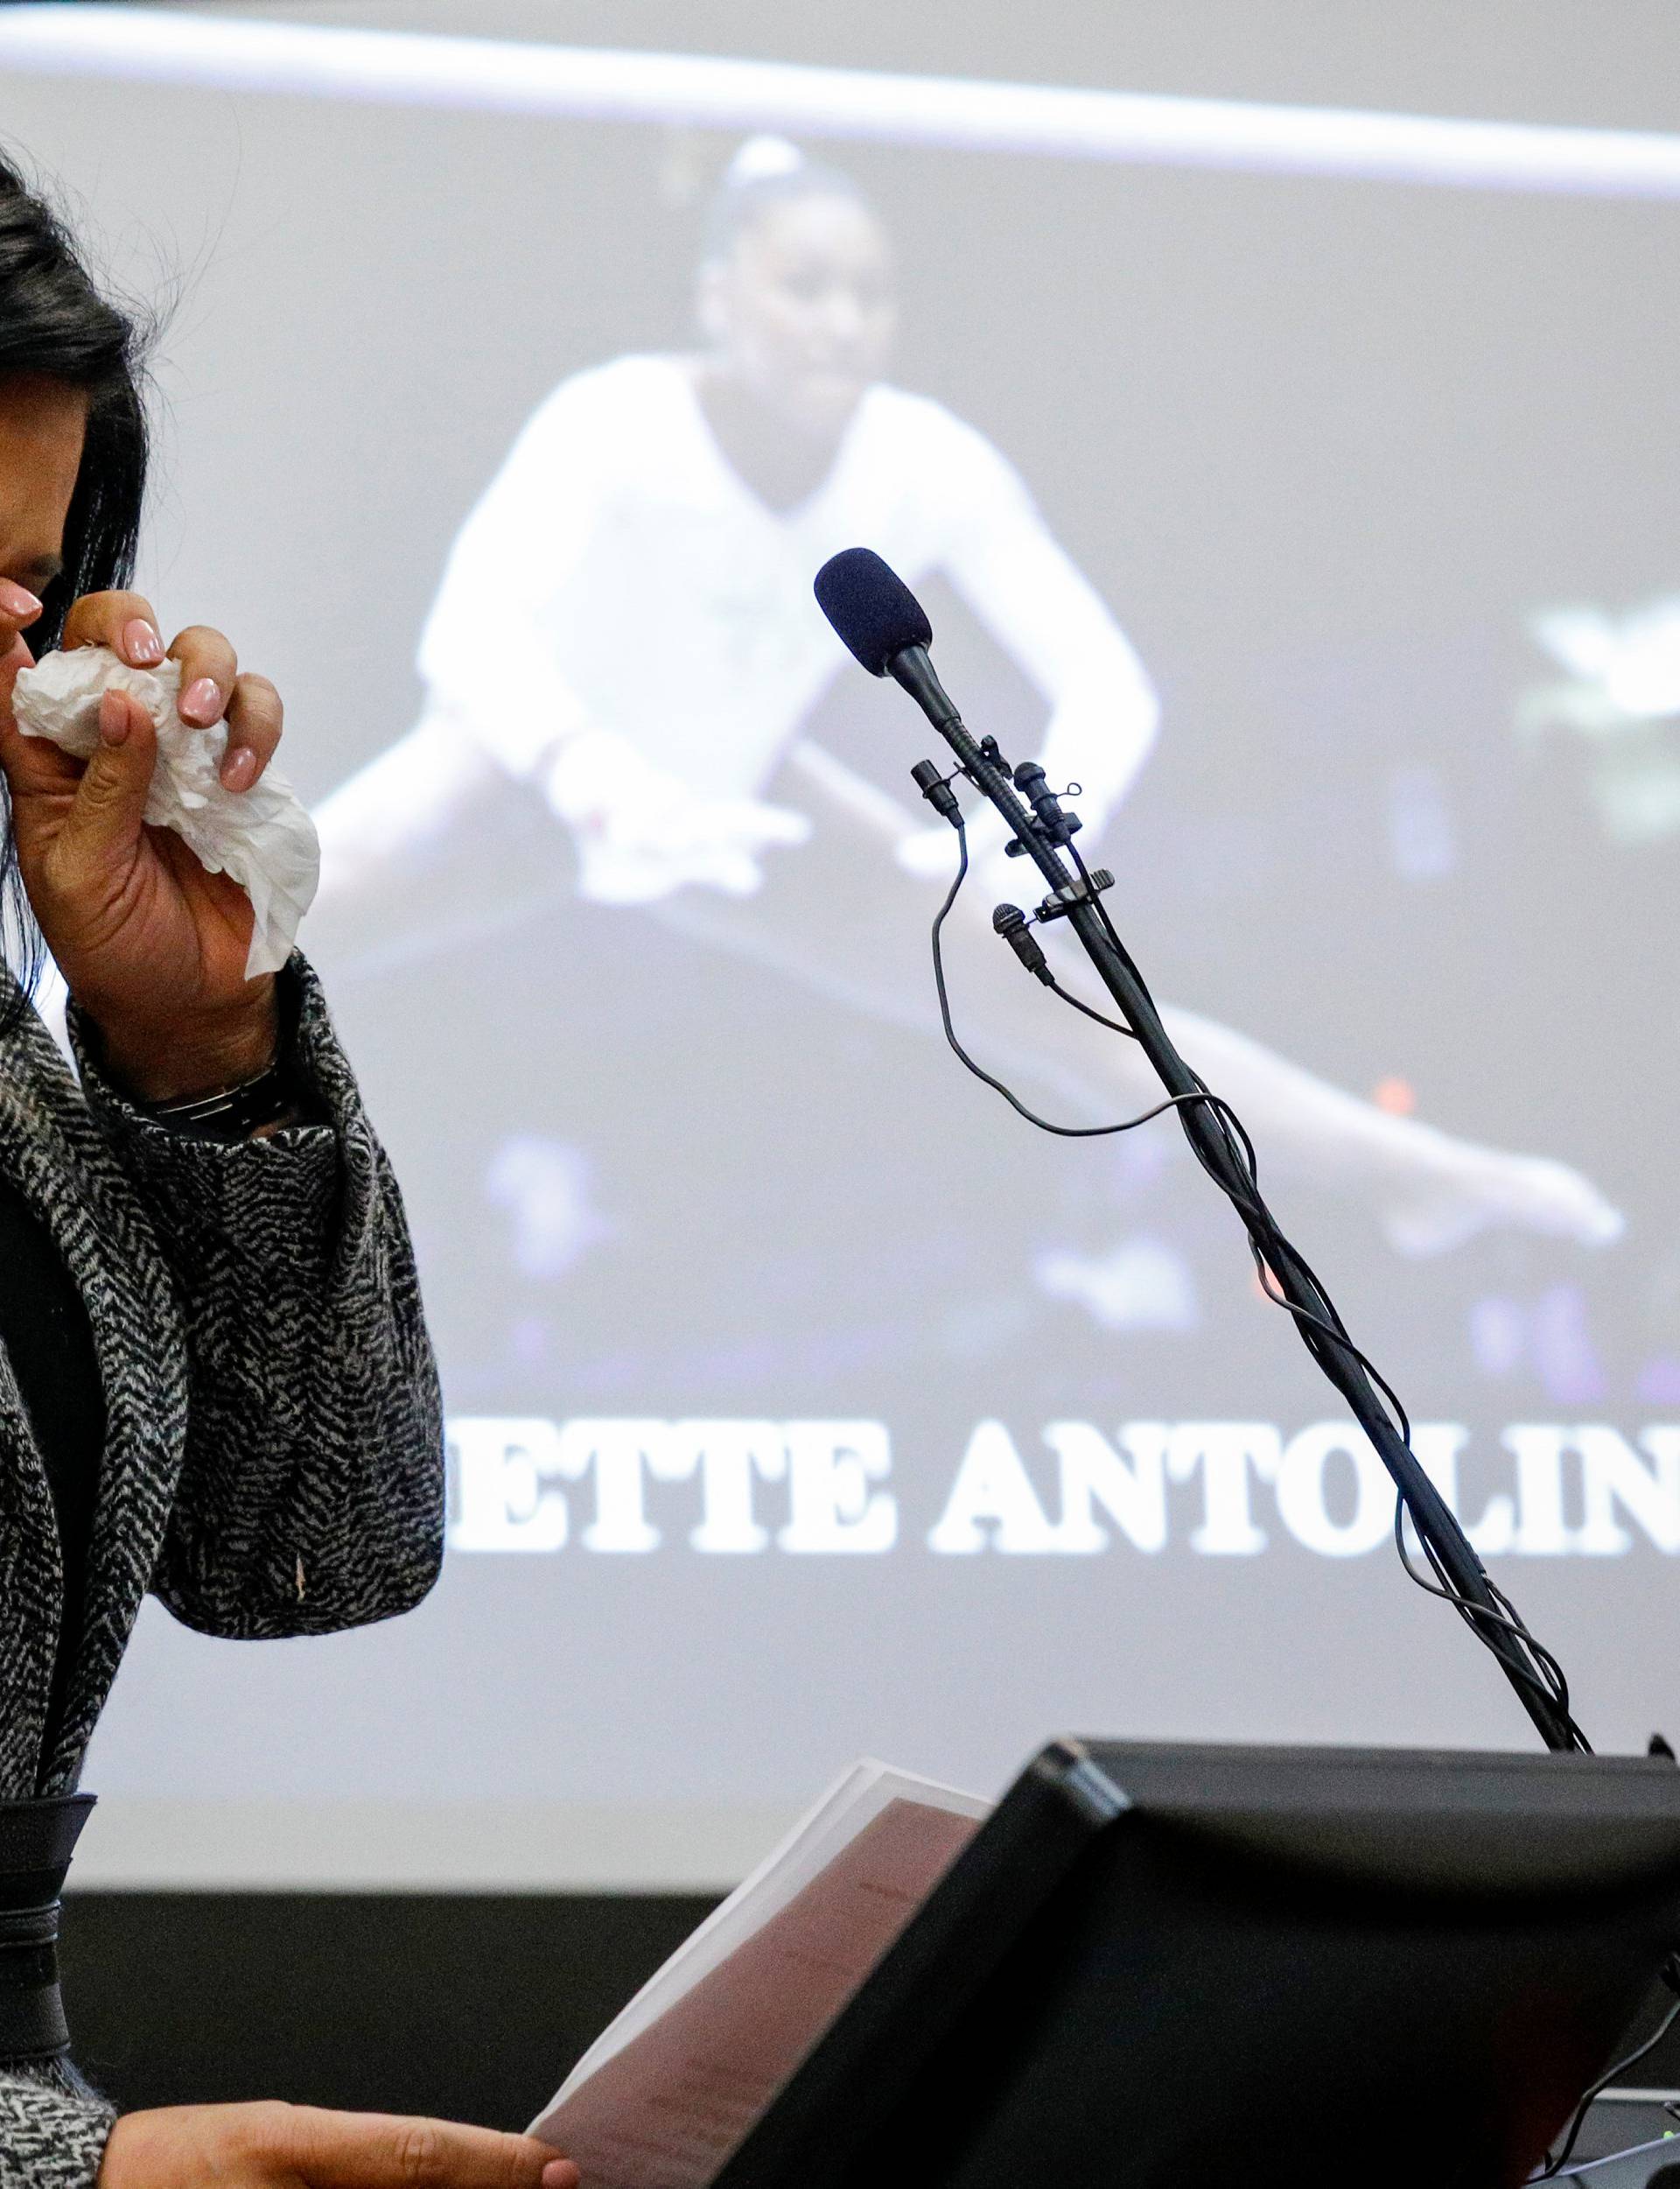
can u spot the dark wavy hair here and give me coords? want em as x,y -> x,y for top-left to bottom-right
0,151 -> 152,1025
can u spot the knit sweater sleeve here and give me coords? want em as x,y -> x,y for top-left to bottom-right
68,954 -> 444,1638
0,2057 -> 116,2189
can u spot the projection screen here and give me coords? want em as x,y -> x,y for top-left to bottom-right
5,0 -> 1679,1885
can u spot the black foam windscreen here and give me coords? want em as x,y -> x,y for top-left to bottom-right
813,548 -> 934,676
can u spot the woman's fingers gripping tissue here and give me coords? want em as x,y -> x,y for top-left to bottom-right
61,587 -> 164,668
220,671 -> 284,794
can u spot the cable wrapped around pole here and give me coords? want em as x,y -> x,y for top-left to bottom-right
924,691 -> 1583,1755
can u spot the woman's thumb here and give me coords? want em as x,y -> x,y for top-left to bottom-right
60,690 -> 156,867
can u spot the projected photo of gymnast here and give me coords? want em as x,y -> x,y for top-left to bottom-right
310,136 -> 1621,1292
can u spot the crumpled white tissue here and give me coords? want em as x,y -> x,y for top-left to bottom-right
11,647 -> 319,978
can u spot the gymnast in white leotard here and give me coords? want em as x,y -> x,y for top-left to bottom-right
311,137 -> 1620,1266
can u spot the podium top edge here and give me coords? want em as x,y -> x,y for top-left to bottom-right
1059,1737 -> 1678,1775
1039,1736 -> 1680,1819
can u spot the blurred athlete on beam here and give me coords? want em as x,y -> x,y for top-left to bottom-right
311,137 -> 1620,1269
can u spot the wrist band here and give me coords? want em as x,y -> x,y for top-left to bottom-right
0,1794 -> 96,2059
143,1059 -> 298,1141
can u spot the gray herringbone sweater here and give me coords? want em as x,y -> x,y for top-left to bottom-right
0,956 -> 444,2185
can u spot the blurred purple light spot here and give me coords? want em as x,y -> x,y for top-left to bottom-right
1636,1356 -> 1680,1407
1469,1295 -> 1525,1379
484,1134 -> 609,1280
1532,1283 -> 1606,1406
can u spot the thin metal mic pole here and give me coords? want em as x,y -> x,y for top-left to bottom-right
896,649 -> 1578,1754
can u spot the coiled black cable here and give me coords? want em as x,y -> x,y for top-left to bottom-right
931,817 -> 1589,1753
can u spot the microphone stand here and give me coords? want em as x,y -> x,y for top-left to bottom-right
892,645 -> 1581,1756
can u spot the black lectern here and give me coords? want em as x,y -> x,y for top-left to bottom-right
716,1742 -> 1680,2189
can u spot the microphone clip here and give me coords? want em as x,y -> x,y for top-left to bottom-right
911,759 -> 964,829
1003,763 -> 1084,860
1032,866 -> 1116,925
1012,761 -> 1082,848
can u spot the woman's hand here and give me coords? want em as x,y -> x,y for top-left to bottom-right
98,2100 -> 581,2189
0,586 -> 287,1101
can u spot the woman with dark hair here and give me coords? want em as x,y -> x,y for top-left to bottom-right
0,159 -> 578,2188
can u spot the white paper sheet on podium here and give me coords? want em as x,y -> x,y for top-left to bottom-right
528,1759 -> 989,2189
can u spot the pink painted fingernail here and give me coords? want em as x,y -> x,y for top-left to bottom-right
180,677 -> 223,726
0,580 -> 41,621
99,691 -> 130,747
220,745 -> 257,793
123,618 -> 164,667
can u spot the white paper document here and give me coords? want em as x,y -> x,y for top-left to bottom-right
529,1759 -> 989,2189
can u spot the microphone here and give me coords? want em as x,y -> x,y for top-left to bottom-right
812,559 -> 1586,1756
813,545 -> 928,673
993,902 -> 1053,986
814,547 -> 962,733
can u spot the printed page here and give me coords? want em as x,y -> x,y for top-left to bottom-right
536,1760 -> 987,2108
529,1791 -> 984,2189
